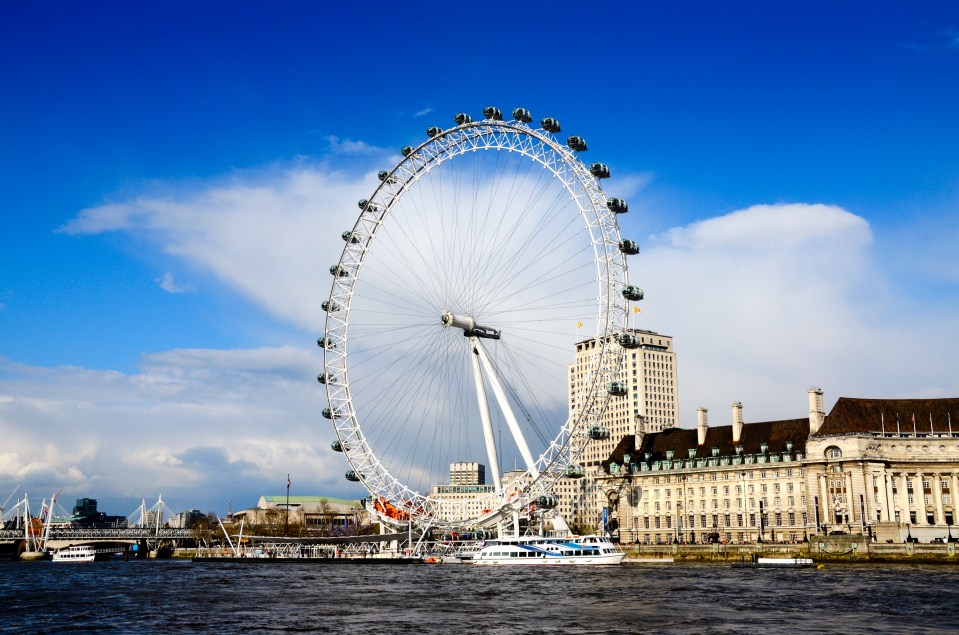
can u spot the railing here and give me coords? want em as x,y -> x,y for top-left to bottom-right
0,527 -> 194,541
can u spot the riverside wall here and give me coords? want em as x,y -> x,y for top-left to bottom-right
623,536 -> 959,564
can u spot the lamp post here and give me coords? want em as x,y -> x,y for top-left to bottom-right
758,499 -> 765,543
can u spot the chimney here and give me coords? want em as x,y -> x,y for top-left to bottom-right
732,401 -> 744,444
808,387 -> 825,434
697,407 -> 708,446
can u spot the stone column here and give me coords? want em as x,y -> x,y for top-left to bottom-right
932,473 -> 945,525
916,471 -> 926,524
952,472 -> 959,520
818,471 -> 829,531
882,470 -> 894,522
898,473 -> 911,523
867,471 -> 878,524
845,470 -> 856,526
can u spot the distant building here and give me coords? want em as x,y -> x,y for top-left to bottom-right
168,509 -> 206,529
231,496 -> 367,535
427,466 -> 527,525
71,498 -> 127,529
449,461 -> 486,486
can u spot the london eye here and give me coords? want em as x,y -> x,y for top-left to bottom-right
319,106 -> 639,530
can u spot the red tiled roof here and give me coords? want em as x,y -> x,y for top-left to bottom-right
602,418 -> 809,470
817,397 -> 959,435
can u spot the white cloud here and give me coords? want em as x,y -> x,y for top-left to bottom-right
156,271 -> 195,294
0,348 -> 364,515
414,107 -> 434,117
324,135 -> 385,155
59,165 -> 375,332
636,203 -> 959,424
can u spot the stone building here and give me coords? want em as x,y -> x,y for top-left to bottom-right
806,395 -> 959,543
597,389 -> 959,544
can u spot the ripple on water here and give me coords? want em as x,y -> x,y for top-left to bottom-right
2,561 -> 959,634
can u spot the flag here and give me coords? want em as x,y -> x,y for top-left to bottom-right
287,474 -> 291,489
576,322 -> 583,328
633,307 -> 641,313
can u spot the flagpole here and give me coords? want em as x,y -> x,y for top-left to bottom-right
285,473 -> 291,536
881,412 -> 885,436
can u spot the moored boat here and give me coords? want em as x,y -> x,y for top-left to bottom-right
471,535 -> 625,566
731,556 -> 815,569
52,546 -> 96,563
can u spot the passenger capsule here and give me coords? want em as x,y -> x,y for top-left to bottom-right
566,136 -> 588,152
330,265 -> 349,277
345,470 -> 360,482
590,163 -> 611,179
317,372 -> 336,385
535,495 -> 558,509
317,337 -> 335,349
540,117 -> 561,133
322,407 -> 334,419
607,381 -> 627,396
617,333 -> 640,349
483,106 -> 503,120
322,300 -> 340,313
588,425 -> 611,440
377,170 -> 395,183
607,198 -> 628,214
401,146 -> 414,157
512,107 -> 533,123
619,239 -> 640,255
426,126 -> 442,137
565,464 -> 585,478
341,230 -> 360,244
454,113 -> 472,125
622,285 -> 644,302
331,440 -> 344,452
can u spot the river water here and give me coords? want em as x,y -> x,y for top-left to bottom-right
1,560 -> 957,634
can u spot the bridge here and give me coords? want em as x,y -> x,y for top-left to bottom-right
0,527 -> 196,553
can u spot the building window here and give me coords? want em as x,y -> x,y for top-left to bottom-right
826,446 -> 842,459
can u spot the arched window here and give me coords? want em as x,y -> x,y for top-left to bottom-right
825,446 -> 842,459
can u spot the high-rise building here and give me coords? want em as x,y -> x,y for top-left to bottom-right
557,328 -> 680,530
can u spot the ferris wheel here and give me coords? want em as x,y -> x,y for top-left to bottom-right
319,106 -> 640,529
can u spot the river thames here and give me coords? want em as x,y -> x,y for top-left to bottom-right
2,560 -> 957,634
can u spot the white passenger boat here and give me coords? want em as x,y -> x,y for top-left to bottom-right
731,556 -> 815,569
52,546 -> 96,563
471,535 -> 625,565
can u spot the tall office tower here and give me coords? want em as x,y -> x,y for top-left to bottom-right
556,328 -> 679,529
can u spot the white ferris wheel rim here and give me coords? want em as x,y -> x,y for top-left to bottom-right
321,113 -> 630,528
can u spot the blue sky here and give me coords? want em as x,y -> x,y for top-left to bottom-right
2,1 -> 958,517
